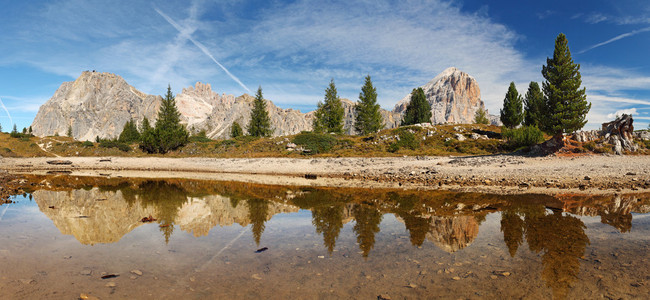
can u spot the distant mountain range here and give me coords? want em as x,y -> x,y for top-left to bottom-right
31,67 -> 489,140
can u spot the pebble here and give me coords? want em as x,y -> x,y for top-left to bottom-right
406,283 -> 417,288
378,294 -> 392,300
318,256 -> 325,259
502,272 -> 511,277
490,275 -> 498,280
80,269 -> 92,276
19,279 -> 34,285
105,282 -> 116,287
251,274 -> 262,280
130,270 -> 143,276
79,293 -> 100,300
452,276 -> 461,281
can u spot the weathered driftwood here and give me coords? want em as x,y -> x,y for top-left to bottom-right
602,114 -> 637,155
46,160 -> 73,165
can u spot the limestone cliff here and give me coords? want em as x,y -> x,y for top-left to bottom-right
394,67 -> 485,124
31,71 -> 162,141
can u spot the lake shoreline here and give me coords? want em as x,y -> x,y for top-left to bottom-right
1,154 -> 650,195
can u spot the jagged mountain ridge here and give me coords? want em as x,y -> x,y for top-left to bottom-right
31,68 -> 484,140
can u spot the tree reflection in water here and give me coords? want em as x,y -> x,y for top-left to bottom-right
501,204 -> 590,299
352,204 -> 382,258
28,175 -> 648,298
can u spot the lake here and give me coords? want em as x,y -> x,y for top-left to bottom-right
0,176 -> 648,299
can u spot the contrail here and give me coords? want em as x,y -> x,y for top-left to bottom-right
154,7 -> 252,94
0,97 -> 13,129
579,26 -> 650,54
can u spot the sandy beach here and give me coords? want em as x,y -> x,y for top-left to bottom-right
2,154 -> 649,195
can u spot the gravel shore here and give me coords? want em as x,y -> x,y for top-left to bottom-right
2,154 -> 649,195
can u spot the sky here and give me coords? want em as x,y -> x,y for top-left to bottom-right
1,0 -> 650,131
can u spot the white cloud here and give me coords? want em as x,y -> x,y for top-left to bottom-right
4,0 -> 649,133
607,108 -> 637,119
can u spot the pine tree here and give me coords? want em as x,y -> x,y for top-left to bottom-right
67,125 -> 73,138
500,82 -> 523,129
0,122 -> 2,132
118,119 -> 141,143
231,121 -> 243,138
523,82 -> 545,127
28,126 -> 32,134
401,88 -> 431,126
11,124 -> 17,134
313,79 -> 345,134
355,75 -> 383,135
152,85 -> 189,153
474,108 -> 490,124
247,86 -> 273,137
139,117 -> 156,153
541,33 -> 591,137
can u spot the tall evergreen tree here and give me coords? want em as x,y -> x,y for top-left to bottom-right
401,88 -> 431,126
500,82 -> 524,129
354,75 -> 383,135
139,117 -> 156,153
230,121 -> 243,138
247,86 -> 273,137
541,33 -> 591,137
67,125 -> 73,138
523,82 -> 545,127
313,79 -> 345,134
118,119 -> 141,143
156,85 -> 189,153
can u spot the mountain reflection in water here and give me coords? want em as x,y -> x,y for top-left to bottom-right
22,176 -> 650,299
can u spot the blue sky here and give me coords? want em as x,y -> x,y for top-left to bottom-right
1,0 -> 650,131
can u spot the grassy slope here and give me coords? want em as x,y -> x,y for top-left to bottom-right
2,125 -> 647,158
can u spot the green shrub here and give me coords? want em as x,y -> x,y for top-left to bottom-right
292,132 -> 338,154
99,139 -> 131,152
189,135 -> 212,143
502,126 -> 545,148
387,130 -> 419,153
82,141 -> 94,147
217,139 -> 237,148
583,141 -> 596,152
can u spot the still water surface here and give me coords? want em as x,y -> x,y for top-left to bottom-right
0,176 -> 649,299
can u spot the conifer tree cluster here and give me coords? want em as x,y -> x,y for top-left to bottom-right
499,33 -> 590,140
139,85 -> 189,153
355,75 -> 383,135
401,88 -> 431,126
247,87 -> 273,137
313,79 -> 345,134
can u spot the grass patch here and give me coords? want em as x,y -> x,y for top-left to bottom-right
292,132 -> 338,154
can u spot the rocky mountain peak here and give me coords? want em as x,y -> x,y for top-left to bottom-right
31,71 -> 161,141
394,67 -> 484,124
